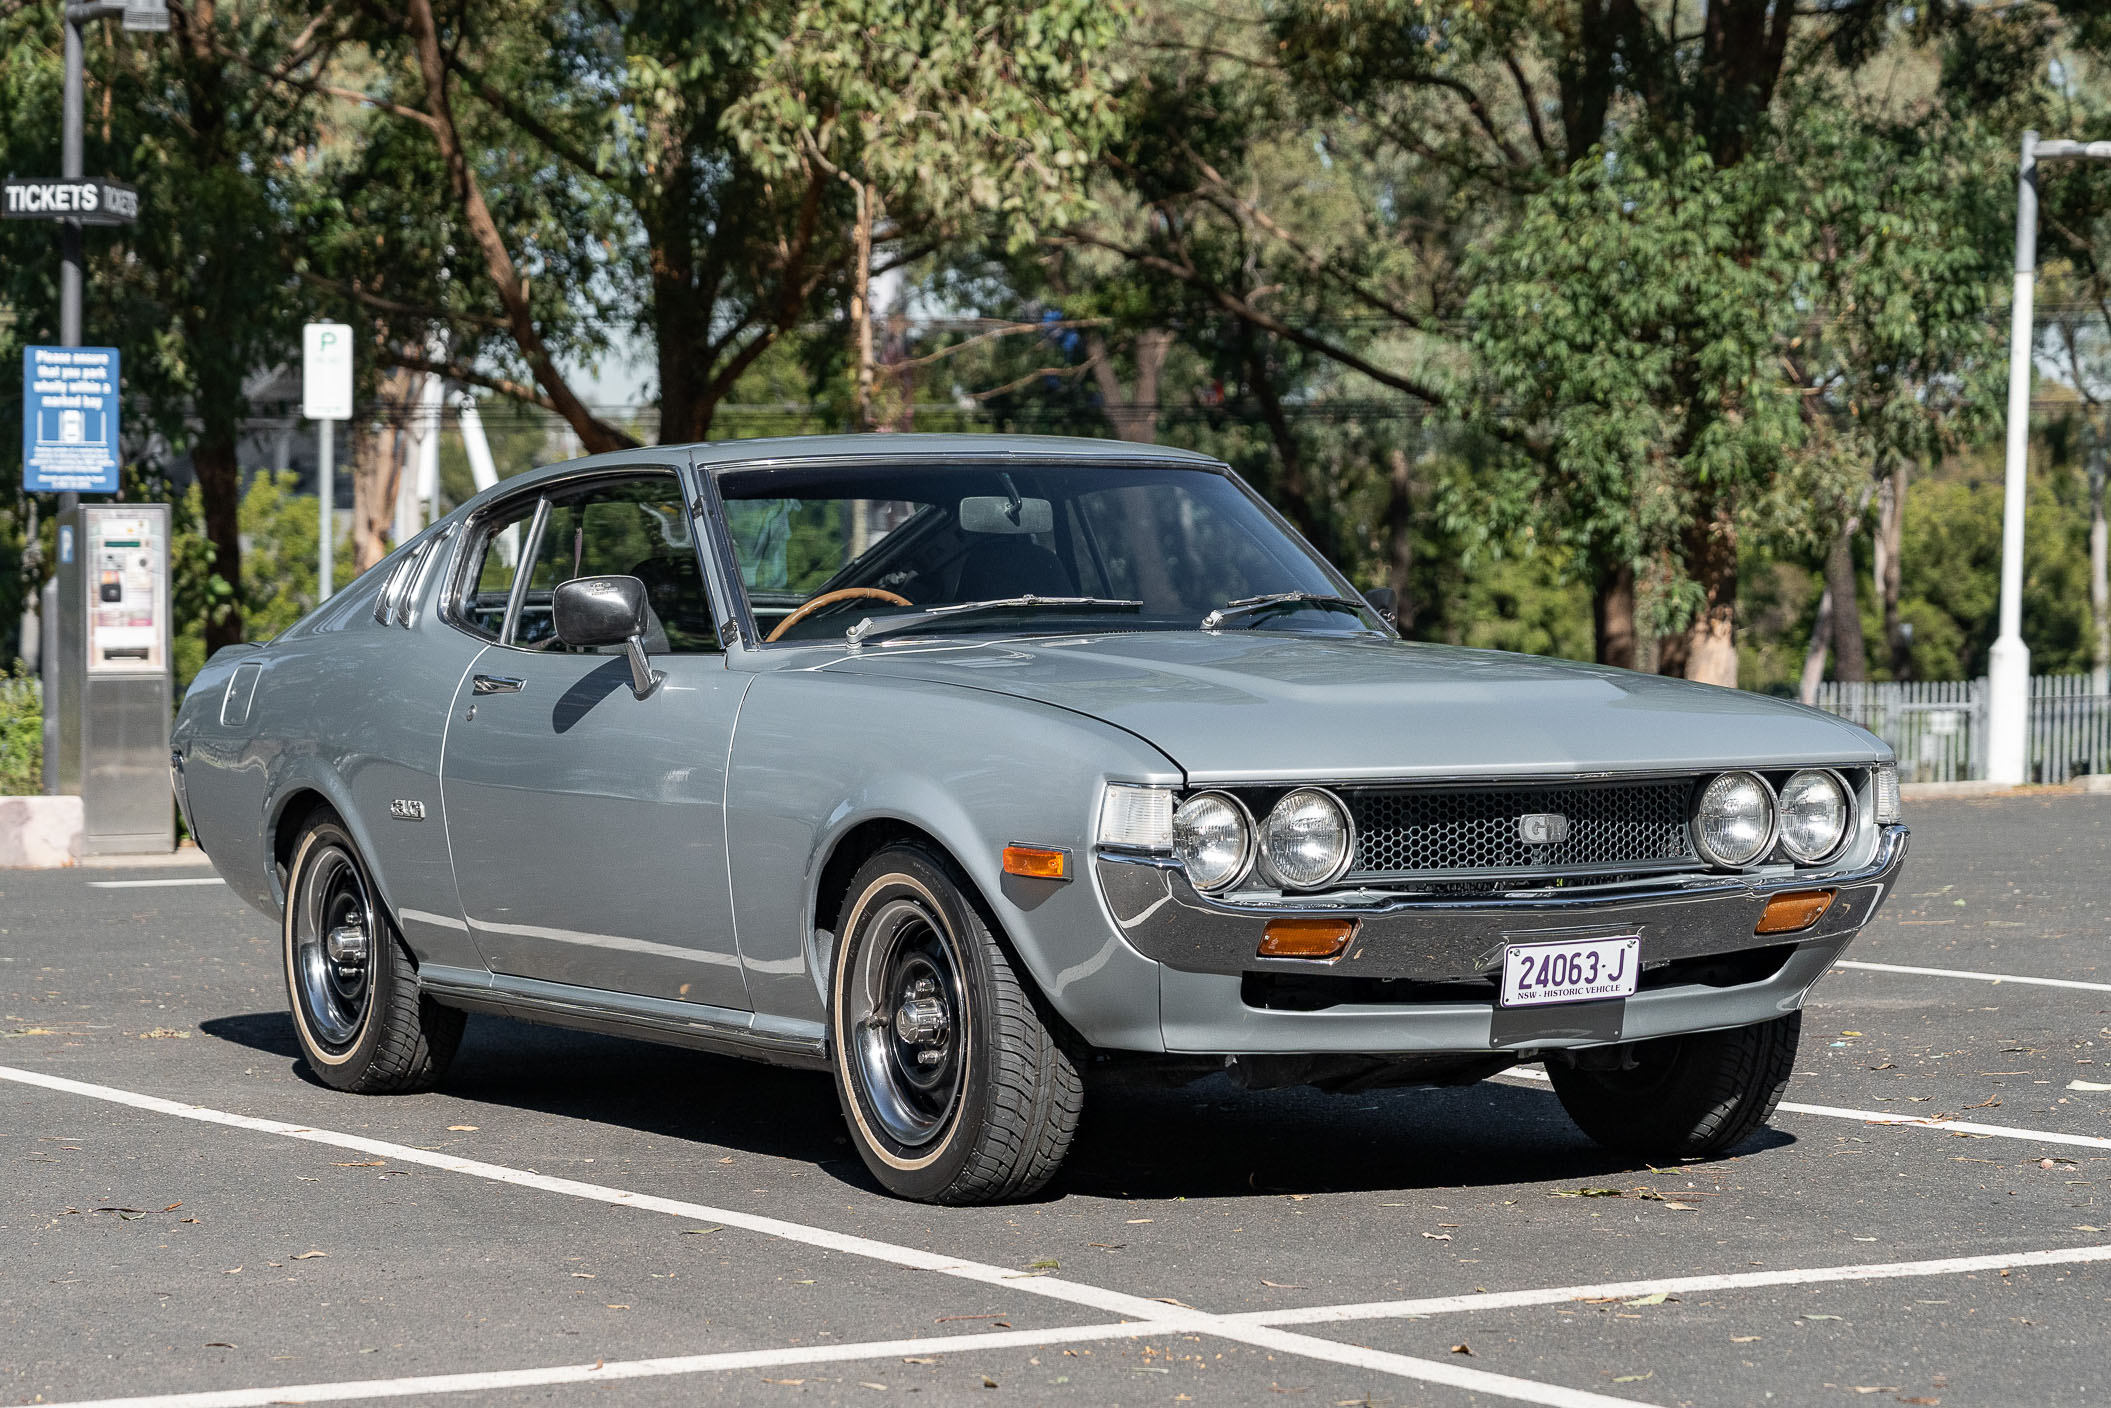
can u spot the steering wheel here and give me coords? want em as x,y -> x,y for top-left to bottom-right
766,587 -> 913,642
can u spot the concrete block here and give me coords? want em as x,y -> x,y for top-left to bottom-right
0,795 -> 85,868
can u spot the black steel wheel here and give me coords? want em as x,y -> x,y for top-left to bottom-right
830,843 -> 1082,1203
1547,1011 -> 1801,1159
283,810 -> 463,1093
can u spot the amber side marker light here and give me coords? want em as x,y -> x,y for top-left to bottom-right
1755,889 -> 1835,935
1002,845 -> 1069,881
1258,918 -> 1357,960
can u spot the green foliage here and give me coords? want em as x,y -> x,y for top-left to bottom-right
0,666 -> 39,796
735,0 -> 1128,246
168,474 -> 351,687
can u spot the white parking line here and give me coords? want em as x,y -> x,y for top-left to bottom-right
0,1064 -> 1653,1408
1498,1067 -> 2111,1151
31,1322 -> 1168,1408
86,877 -> 226,889
1229,1242 -> 2111,1326
1832,959 -> 2111,994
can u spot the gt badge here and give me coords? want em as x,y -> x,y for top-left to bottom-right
1517,813 -> 1568,845
389,799 -> 427,822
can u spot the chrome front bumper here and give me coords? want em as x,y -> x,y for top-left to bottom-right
1097,824 -> 1908,985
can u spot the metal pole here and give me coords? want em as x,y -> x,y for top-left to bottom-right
1986,131 -> 2038,786
317,422 -> 335,601
57,7 -> 85,521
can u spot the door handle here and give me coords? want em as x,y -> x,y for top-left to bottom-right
472,674 -> 525,695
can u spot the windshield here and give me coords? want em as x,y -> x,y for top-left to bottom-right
716,461 -> 1382,644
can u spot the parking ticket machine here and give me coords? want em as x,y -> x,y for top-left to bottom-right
48,503 -> 174,854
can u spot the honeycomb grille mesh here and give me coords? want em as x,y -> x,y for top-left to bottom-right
1345,780 -> 1696,879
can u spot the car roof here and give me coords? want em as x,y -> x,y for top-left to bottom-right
449,433 -> 1227,517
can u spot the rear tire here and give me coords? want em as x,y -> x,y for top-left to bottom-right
283,811 -> 463,1093
829,843 -> 1082,1203
1548,1012 -> 1801,1159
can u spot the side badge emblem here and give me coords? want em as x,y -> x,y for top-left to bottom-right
390,799 -> 428,822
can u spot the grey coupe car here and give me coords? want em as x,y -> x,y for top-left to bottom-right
172,434 -> 1906,1203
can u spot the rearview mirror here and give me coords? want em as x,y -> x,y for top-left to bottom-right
552,576 -> 662,698
959,495 -> 1053,535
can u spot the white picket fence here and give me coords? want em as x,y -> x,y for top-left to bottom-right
1810,674 -> 2111,784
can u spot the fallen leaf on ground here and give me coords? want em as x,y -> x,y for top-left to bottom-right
446,1125 -> 478,1132
291,1251 -> 327,1260
138,1028 -> 189,1039
1731,1335 -> 1761,1343
762,1378 -> 805,1386
1551,1187 -> 1626,1198
571,1273 -> 595,1278
1449,1343 -> 1472,1356
1125,1218 -> 1153,1224
858,1382 -> 887,1391
901,1357 -> 938,1365
1026,1259 -> 1059,1269
333,1161 -> 385,1168
1625,1292 -> 1671,1306
1663,1201 -> 1699,1211
162,1203 -> 183,1212
1802,1313 -> 1842,1321
717,1156 -> 735,1164
1851,1388 -> 1902,1395
604,1303 -> 630,1310
2074,1225 -> 2103,1233
222,1267 -> 240,1274
1421,1232 -> 1452,1241
1897,1398 -> 1940,1405
2069,1080 -> 2111,1092
682,1226 -> 722,1236
1612,1372 -> 1652,1383
981,1375 -> 999,1388
1260,1280 -> 1305,1289
204,1342 -> 235,1349
935,1314 -> 1008,1323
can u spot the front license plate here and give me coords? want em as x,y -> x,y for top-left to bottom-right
1500,936 -> 1640,1008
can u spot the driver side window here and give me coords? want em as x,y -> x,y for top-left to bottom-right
515,475 -> 721,653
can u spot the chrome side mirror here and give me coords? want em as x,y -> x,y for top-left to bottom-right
553,576 -> 663,699
1362,586 -> 1399,627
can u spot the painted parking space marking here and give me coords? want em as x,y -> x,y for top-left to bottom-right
86,877 -> 226,889
1498,1067 -> 2111,1151
29,1322 -> 1170,1408
0,1064 -> 1657,1408
1229,1242 -> 2111,1327
1832,958 -> 2111,994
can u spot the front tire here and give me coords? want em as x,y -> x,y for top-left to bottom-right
283,811 -> 463,1093
829,844 -> 1082,1203
1547,1012 -> 1801,1159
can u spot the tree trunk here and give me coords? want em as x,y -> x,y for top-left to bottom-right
352,368 -> 416,572
192,433 -> 245,654
1655,628 -> 1690,679
1245,329 -> 1326,550
1798,581 -> 1835,705
850,180 -> 876,431
1877,460 -> 1909,677
404,0 -> 633,455
1592,557 -> 1636,669
2090,439 -> 2108,694
1384,447 -> 1415,632
1824,529 -> 1866,683
1085,330 -> 1178,608
1680,506 -> 1739,687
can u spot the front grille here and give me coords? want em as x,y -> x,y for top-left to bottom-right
1344,779 -> 1696,880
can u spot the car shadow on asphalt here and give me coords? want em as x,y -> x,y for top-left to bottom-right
199,1009 -> 1793,1201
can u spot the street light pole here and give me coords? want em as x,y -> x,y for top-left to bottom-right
57,5 -> 89,520
1987,132 -> 2111,785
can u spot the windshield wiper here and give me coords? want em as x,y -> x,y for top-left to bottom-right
846,596 -> 1144,644
1202,591 -> 1373,631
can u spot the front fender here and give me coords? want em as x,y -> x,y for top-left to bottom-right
726,670 -> 1180,1050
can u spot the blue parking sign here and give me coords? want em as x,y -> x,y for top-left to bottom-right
22,345 -> 121,493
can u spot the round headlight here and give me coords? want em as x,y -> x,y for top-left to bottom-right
1259,788 -> 1355,889
1778,769 -> 1850,863
1692,771 -> 1775,868
1173,792 -> 1253,891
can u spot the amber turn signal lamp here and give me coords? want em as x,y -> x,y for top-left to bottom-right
1002,845 -> 1069,881
1755,889 -> 1835,935
1258,918 -> 1356,960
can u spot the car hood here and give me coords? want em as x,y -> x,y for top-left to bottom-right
824,632 -> 1882,782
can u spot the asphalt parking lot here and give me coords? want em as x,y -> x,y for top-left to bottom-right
4,791 -> 2108,1408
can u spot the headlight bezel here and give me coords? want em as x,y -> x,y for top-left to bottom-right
1777,767 -> 1855,865
1172,789 -> 1256,893
1256,786 -> 1358,891
1689,769 -> 1779,870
